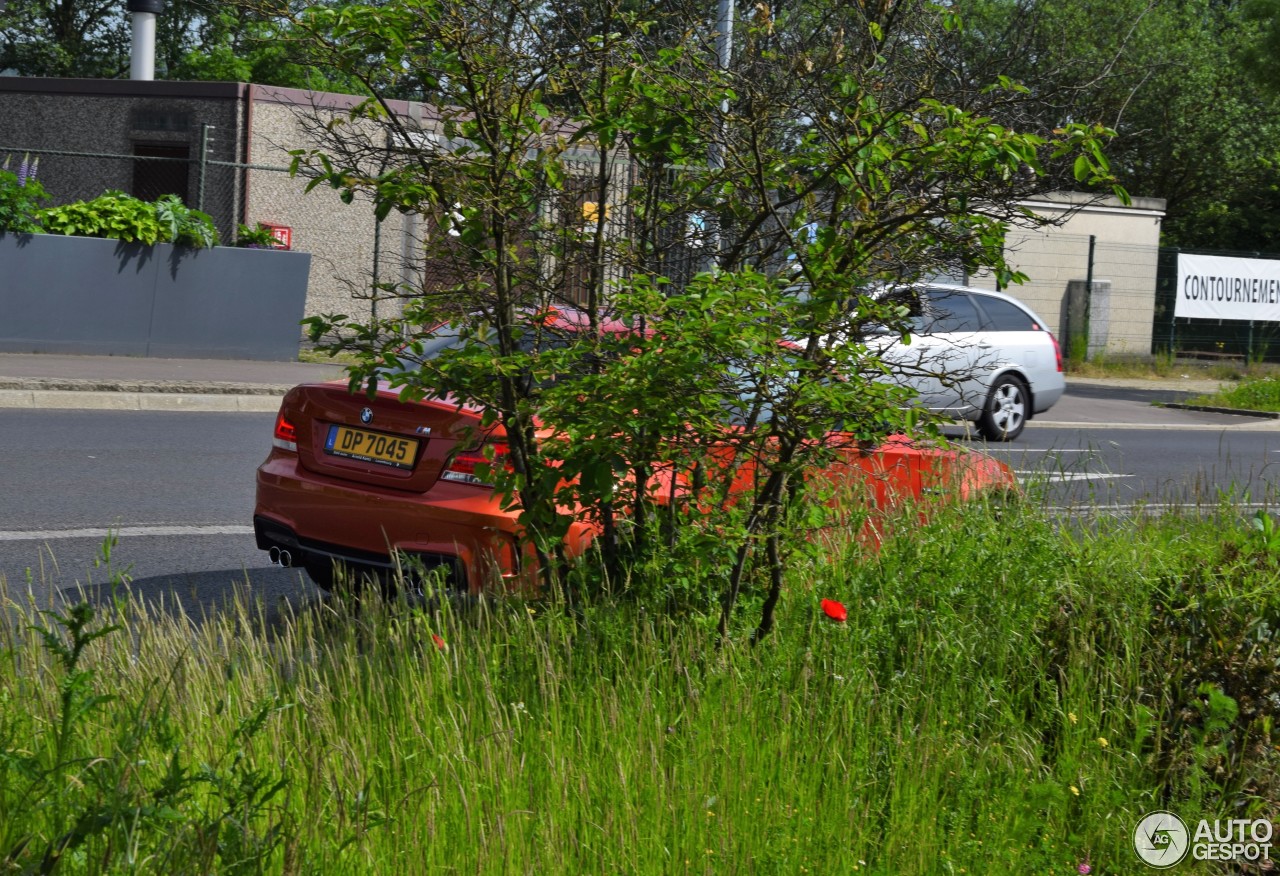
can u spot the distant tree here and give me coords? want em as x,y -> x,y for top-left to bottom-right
957,0 -> 1280,251
0,0 -> 375,91
0,0 -> 130,77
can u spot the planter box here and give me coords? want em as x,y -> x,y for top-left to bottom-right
0,233 -> 311,361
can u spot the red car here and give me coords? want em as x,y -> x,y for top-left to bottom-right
254,313 -> 1015,592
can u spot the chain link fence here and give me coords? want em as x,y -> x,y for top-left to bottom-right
9,139 -> 1196,356
1,139 -> 293,245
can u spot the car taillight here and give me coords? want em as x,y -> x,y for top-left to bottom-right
1048,331 -> 1064,373
442,442 -> 511,486
273,410 -> 298,452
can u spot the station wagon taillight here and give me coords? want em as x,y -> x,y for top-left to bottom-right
1048,331 -> 1064,372
273,411 -> 298,452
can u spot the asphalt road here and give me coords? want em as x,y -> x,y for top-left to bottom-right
0,409 -> 319,615
958,383 -> 1280,507
1,397 -> 1278,611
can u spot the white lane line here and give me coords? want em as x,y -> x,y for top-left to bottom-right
1029,420 -> 1280,431
1053,502 -> 1270,510
0,525 -> 254,542
1013,471 -> 1132,482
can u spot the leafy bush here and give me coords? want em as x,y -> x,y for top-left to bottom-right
38,190 -> 162,243
0,168 -> 47,233
154,194 -> 220,248
37,191 -> 219,248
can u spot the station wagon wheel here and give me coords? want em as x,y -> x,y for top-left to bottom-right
977,375 -> 1029,442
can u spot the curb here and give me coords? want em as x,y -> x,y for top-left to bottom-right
0,389 -> 283,412
1160,403 -> 1280,420
0,377 -> 293,395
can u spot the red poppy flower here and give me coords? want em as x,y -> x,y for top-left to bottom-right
821,599 -> 847,622
431,632 -> 449,652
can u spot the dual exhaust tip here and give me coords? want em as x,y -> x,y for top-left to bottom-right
268,546 -> 294,567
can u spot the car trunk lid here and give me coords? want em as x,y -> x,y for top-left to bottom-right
286,381 -> 489,491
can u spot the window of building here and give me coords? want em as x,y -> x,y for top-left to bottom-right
132,143 -> 190,202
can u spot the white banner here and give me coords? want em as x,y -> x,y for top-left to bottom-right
1176,253 -> 1280,322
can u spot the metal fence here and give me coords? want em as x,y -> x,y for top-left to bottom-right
0,138 -> 294,245
12,139 -> 1209,358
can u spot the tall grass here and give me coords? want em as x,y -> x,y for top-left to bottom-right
1,497 -> 1276,874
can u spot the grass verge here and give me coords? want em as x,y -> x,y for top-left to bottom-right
1067,351 -> 1278,383
1187,376 -> 1280,412
1,499 -> 1276,874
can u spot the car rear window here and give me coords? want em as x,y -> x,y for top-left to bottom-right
922,288 -> 984,333
974,294 -> 1040,331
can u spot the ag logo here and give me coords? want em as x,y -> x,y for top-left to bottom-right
1134,811 -> 1190,868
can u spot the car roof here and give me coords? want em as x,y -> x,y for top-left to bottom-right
916,283 -> 1031,308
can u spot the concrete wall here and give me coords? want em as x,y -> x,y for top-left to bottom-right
247,88 -> 417,323
969,193 -> 1166,356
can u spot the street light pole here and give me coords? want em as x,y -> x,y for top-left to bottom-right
706,0 -> 734,269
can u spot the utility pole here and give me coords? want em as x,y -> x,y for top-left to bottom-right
706,0 -> 734,270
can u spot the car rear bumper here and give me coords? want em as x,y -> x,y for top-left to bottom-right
1033,376 -> 1065,413
254,454 -> 536,593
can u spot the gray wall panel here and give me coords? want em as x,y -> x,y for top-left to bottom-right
0,234 -> 309,360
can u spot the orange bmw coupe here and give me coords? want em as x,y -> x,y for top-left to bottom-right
254,311 -> 1015,592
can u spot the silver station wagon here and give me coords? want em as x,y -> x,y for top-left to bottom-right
869,284 -> 1066,441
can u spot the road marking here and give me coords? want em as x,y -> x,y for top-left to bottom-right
1013,471 -> 1131,482
0,525 -> 254,542
1029,420 -> 1280,431
1048,502 -> 1273,514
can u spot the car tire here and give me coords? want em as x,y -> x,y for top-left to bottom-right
977,374 -> 1029,442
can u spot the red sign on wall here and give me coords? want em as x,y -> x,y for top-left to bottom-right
259,223 -> 293,250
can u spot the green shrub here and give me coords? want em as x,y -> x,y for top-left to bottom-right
154,194 -> 220,248
38,190 -> 162,243
37,191 -> 219,248
0,168 -> 47,233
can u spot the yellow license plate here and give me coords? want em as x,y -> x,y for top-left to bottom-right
324,425 -> 419,470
